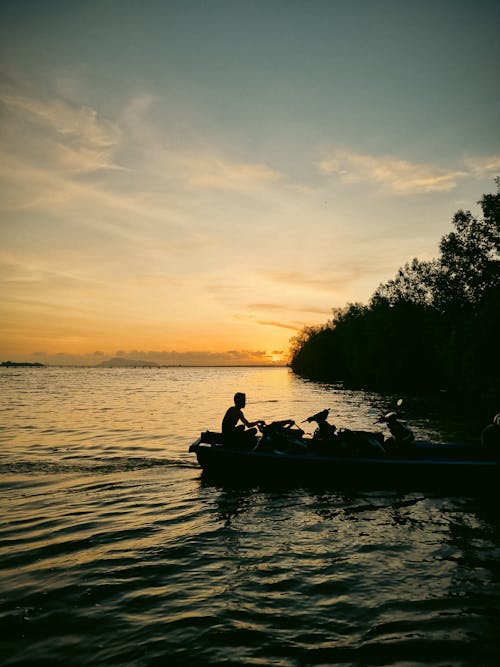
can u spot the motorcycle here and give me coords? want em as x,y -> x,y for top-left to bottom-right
255,419 -> 307,453
303,408 -> 386,456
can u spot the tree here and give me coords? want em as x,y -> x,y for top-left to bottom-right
372,258 -> 437,308
290,180 -> 500,404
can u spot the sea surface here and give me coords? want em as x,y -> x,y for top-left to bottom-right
1,366 -> 499,667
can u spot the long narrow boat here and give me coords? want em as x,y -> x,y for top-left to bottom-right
189,436 -> 500,490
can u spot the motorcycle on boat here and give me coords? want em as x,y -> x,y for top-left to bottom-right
302,408 -> 387,456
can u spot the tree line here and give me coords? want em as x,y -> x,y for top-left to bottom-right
290,180 -> 499,414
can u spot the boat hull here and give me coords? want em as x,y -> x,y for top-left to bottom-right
191,442 -> 500,490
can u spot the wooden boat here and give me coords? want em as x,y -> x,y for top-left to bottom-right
189,433 -> 500,490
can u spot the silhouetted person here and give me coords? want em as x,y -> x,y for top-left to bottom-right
221,392 -> 264,449
382,412 -> 415,453
481,414 -> 500,454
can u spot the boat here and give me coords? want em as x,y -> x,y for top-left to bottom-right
189,431 -> 500,490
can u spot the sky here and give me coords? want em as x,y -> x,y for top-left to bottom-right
1,0 -> 499,366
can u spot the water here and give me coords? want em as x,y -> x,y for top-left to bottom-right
1,366 -> 499,666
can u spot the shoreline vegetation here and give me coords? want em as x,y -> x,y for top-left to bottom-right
290,180 -> 500,421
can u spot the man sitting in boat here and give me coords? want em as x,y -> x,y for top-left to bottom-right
481,413 -> 500,453
222,392 -> 265,449
382,412 -> 415,453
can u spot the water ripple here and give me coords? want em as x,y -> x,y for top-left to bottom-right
1,367 -> 499,666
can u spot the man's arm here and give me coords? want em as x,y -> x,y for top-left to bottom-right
240,411 -> 264,428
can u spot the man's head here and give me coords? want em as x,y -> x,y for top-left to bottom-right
234,392 -> 246,408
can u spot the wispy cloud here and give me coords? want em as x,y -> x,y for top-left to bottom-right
316,148 -> 465,194
264,270 -> 337,291
182,155 -> 283,191
119,91 -> 284,193
247,302 -> 331,316
2,87 -> 121,173
0,80 -> 284,234
0,256 -> 105,288
264,269 -> 368,292
462,154 -> 500,176
256,320 -> 303,331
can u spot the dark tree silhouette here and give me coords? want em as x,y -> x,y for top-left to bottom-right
290,180 -> 500,410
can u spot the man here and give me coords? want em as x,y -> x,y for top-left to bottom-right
222,392 -> 265,448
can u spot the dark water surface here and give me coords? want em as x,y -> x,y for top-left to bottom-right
1,367 -> 499,666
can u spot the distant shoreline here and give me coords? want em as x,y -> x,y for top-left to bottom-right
1,362 -> 287,369
1,361 -> 46,368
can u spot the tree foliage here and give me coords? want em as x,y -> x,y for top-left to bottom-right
290,180 -> 500,404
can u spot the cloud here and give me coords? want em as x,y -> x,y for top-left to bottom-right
316,148 -> 465,194
247,303 -> 284,311
265,270 -> 336,290
0,79 -> 286,246
462,154 -> 500,176
119,91 -> 284,193
247,302 -> 331,315
3,92 -> 118,145
0,256 -> 105,288
264,269 -> 358,292
2,86 -> 121,173
256,320 -> 303,331
182,155 -> 283,191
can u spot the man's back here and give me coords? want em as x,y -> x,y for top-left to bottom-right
222,406 -> 242,434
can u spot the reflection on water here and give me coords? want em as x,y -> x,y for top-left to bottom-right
1,367 -> 499,666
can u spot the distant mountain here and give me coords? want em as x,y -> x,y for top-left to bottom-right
96,357 -> 159,368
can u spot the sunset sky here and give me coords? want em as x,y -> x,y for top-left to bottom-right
1,0 -> 499,365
